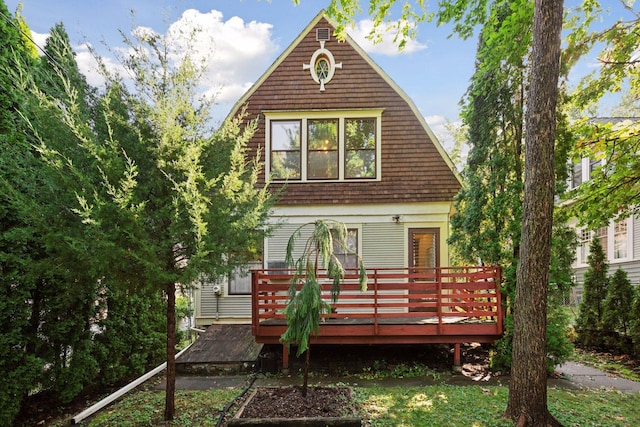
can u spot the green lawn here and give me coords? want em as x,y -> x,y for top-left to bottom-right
50,384 -> 639,427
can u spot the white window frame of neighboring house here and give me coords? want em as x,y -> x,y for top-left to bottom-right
576,216 -> 633,266
568,157 -> 606,190
613,219 -> 629,260
265,109 -> 383,183
578,228 -> 591,265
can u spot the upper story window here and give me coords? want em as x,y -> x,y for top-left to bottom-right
308,119 -> 338,179
266,110 -> 383,182
613,220 -> 628,259
571,160 -> 583,189
576,217 -> 633,266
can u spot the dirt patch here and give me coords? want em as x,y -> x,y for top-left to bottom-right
264,342 -> 495,379
237,386 -> 357,419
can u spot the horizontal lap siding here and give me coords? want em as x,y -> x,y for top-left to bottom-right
240,17 -> 460,206
199,283 -> 250,321
362,223 -> 404,267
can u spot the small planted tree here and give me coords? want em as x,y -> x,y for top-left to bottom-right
630,286 -> 640,358
280,220 -> 367,397
575,237 -> 609,347
602,268 -> 634,348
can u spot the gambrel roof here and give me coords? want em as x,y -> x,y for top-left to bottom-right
227,10 -> 461,206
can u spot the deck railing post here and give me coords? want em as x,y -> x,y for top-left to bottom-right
373,269 -> 379,336
251,271 -> 258,336
437,268 -> 443,335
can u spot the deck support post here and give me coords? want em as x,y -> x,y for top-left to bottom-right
281,344 -> 290,375
453,343 -> 462,372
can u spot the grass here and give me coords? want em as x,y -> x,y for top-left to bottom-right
356,385 -> 640,427
46,383 -> 639,426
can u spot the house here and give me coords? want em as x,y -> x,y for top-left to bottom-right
194,10 -> 463,328
566,117 -> 639,300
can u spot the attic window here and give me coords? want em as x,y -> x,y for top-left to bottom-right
266,110 -> 383,182
316,28 -> 330,41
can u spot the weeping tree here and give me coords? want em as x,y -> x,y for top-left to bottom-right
280,220 -> 367,397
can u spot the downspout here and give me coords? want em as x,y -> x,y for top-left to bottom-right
212,284 -> 222,321
71,343 -> 193,424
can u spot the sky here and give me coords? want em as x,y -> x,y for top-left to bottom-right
3,1 -> 635,149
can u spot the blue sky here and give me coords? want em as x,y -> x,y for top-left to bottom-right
4,1 -> 634,147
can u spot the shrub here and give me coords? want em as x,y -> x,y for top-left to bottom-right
630,286 -> 640,357
602,268 -> 634,344
575,237 -> 609,347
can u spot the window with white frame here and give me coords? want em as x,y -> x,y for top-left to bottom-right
576,218 -> 632,265
266,110 -> 382,182
332,228 -> 359,269
579,228 -> 591,264
596,226 -> 608,259
571,160 -> 583,189
613,220 -> 628,259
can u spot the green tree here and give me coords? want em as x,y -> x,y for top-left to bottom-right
20,24 -> 274,422
281,220 -> 366,397
94,285 -> 166,386
448,0 -> 574,375
602,268 -> 634,338
0,2 -> 51,423
504,0 -> 564,424
630,286 -> 640,357
563,1 -> 640,227
575,237 -> 609,346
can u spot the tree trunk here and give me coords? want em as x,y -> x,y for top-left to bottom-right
505,0 -> 564,426
164,281 -> 176,421
302,347 -> 310,398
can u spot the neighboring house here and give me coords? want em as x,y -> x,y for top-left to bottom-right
194,11 -> 461,328
567,117 -> 640,298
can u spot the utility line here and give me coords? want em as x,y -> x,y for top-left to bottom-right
0,8 -> 64,71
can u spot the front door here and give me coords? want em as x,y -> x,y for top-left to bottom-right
409,228 -> 440,311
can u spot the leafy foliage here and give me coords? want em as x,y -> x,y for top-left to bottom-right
1,6 -> 274,422
565,118 -> 640,228
447,0 -> 574,374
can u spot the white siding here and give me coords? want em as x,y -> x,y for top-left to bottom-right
267,223 -> 313,265
196,202 -> 454,325
362,222 -> 404,267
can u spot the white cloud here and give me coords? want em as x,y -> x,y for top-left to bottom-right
68,9 -> 277,120
163,9 -> 279,104
31,31 -> 49,50
349,19 -> 427,56
75,43 -> 125,87
425,114 -> 450,142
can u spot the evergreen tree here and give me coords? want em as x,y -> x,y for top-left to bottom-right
575,236 -> 609,346
602,268 -> 634,338
0,2 -> 46,423
21,24 -> 275,420
630,286 -> 640,357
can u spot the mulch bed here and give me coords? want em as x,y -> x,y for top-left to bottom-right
238,386 -> 357,419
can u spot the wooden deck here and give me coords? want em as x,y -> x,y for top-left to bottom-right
251,266 -> 503,369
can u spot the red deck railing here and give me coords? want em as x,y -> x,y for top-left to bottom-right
251,266 -> 503,367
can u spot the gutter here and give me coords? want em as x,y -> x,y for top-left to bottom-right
71,343 -> 193,424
